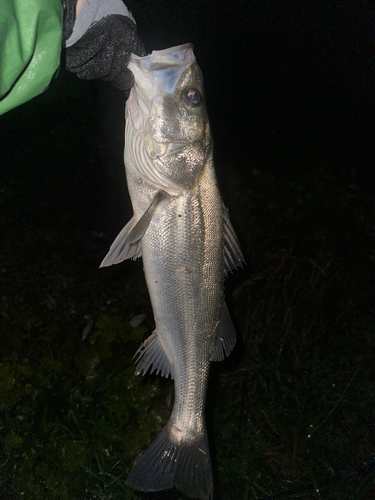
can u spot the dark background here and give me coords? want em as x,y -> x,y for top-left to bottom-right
129,0 -> 374,179
1,1 -> 375,499
2,0 -> 374,219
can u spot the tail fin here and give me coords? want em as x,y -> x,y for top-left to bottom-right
126,423 -> 213,499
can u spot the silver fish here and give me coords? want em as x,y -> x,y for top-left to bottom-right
100,44 -> 244,499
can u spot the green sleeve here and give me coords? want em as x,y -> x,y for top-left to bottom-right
0,0 -> 62,115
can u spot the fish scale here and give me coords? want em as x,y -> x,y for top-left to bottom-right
100,44 -> 244,499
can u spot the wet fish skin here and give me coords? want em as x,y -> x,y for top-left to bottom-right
100,44 -> 243,499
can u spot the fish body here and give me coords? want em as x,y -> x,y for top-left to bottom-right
100,44 -> 243,499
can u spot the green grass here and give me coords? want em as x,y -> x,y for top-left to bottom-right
1,75 -> 374,499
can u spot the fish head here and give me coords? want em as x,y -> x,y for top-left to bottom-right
128,44 -> 212,190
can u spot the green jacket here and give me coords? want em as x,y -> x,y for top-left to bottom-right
0,0 -> 62,115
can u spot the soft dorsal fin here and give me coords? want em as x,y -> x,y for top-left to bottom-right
100,191 -> 169,268
222,202 -> 245,277
210,301 -> 236,361
134,330 -> 173,379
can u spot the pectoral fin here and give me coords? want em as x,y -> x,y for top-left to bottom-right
100,191 -> 169,267
222,202 -> 245,277
210,301 -> 236,361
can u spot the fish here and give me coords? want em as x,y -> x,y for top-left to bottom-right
100,44 -> 244,499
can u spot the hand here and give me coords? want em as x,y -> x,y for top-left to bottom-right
64,0 -> 146,91
66,15 -> 146,91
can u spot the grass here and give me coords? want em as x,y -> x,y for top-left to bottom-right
1,71 -> 374,499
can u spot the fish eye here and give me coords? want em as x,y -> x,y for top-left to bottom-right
182,88 -> 202,108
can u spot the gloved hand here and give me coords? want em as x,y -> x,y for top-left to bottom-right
64,0 -> 147,91
66,15 -> 146,91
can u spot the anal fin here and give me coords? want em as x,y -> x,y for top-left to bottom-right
210,301 -> 236,361
134,330 -> 172,379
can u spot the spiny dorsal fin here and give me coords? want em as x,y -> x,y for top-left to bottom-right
100,191 -> 169,267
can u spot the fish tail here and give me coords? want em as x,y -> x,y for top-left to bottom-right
126,422 -> 213,499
